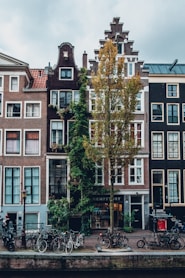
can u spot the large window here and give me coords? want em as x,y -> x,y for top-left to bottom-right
151,132 -> 164,159
129,158 -> 143,184
151,103 -> 163,121
6,103 -> 21,118
136,91 -> 144,112
0,129 -> 2,155
59,67 -> 73,80
50,90 -> 79,108
49,159 -> 67,199
167,132 -> 180,159
24,167 -> 39,204
167,103 -> 179,124
51,121 -> 63,147
25,102 -> 41,118
5,167 -> 20,204
90,121 -> 103,147
9,76 -> 19,91
25,130 -> 40,155
168,170 -> 179,203
5,130 -> 21,155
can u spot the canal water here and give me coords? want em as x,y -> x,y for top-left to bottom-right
0,270 -> 184,278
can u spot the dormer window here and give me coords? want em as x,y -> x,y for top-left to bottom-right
63,51 -> 68,59
59,67 -> 73,80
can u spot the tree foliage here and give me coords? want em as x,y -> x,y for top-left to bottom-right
68,68 -> 95,234
83,39 -> 142,232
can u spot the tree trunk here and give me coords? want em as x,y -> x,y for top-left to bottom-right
109,181 -> 114,233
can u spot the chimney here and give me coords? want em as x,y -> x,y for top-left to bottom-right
82,51 -> 87,68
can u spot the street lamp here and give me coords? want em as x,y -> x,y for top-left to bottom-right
22,189 -> 27,248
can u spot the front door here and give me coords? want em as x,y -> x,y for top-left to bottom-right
131,204 -> 142,229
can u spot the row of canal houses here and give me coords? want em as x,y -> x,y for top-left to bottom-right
0,17 -> 185,234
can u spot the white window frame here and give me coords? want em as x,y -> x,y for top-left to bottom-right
167,132 -> 180,160
24,101 -> 41,118
95,160 -> 104,186
50,120 -> 64,148
23,166 -> 40,205
0,75 -> 3,91
6,101 -> 22,118
4,166 -> 21,205
24,129 -> 40,156
167,103 -> 179,125
5,129 -> 21,156
0,92 -> 2,117
166,83 -> 179,98
151,131 -> 164,160
129,158 -> 143,185
182,104 -> 185,122
59,67 -> 74,80
135,90 -> 144,113
89,120 -> 104,147
130,121 -> 144,148
9,76 -> 19,92
110,159 -> 124,185
127,62 -> 135,77
167,170 -> 180,203
151,103 -> 164,122
0,129 -> 2,155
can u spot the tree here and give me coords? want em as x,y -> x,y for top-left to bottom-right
68,68 -> 95,234
83,39 -> 142,233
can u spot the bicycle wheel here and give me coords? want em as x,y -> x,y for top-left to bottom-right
98,237 -> 110,248
169,239 -> 180,250
119,236 -> 129,248
65,240 -> 73,254
176,236 -> 185,249
37,239 -> 47,253
52,238 -> 60,253
137,239 -> 145,248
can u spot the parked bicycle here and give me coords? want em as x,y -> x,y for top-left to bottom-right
97,229 -> 129,249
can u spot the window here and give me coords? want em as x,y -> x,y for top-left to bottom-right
129,158 -> 143,184
5,130 -> 21,155
167,84 -> 178,98
25,214 -> 38,230
168,170 -> 179,203
49,159 -> 67,199
90,121 -> 103,146
182,104 -> 185,122
6,103 -> 21,118
117,43 -> 123,54
127,62 -> 134,77
51,121 -> 63,147
95,160 -> 104,185
130,122 -> 143,147
167,132 -> 180,159
59,67 -> 73,80
111,159 -> 123,185
136,91 -> 144,112
0,76 -> 3,91
5,167 -> 20,204
59,91 -> 72,108
0,129 -> 2,155
50,90 -> 79,108
151,103 -> 163,121
152,170 -> 164,185
167,104 -> 179,124
151,132 -> 164,159
9,76 -> 19,91
24,167 -> 39,204
25,130 -> 40,155
183,132 -> 185,159
25,102 -> 41,118
0,93 -> 2,116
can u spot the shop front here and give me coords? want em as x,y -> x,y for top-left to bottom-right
91,195 -> 124,229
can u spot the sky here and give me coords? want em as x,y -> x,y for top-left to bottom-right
0,0 -> 185,69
